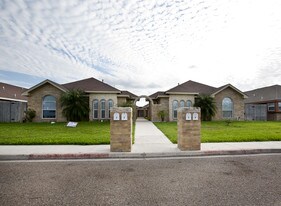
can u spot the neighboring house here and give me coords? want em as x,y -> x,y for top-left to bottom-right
244,85 -> 281,121
149,80 -> 247,121
0,82 -> 27,122
22,78 -> 137,122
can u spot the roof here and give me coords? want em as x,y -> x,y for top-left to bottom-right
62,77 -> 120,93
244,84 -> 281,103
149,91 -> 167,99
165,80 -> 217,95
22,79 -> 67,96
23,77 -> 121,96
118,90 -> 138,99
0,82 -> 28,102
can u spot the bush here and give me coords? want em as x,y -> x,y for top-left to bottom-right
24,109 -> 36,122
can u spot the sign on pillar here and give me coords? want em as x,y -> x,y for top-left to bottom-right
177,107 -> 201,151
110,107 -> 132,152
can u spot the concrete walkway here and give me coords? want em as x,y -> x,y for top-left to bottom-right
132,118 -> 180,153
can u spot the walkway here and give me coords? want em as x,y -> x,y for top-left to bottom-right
132,118 -> 180,153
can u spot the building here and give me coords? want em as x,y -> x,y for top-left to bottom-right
21,78 -> 249,122
148,80 -> 247,121
0,82 -> 27,122
244,85 -> 281,121
22,78 -> 137,122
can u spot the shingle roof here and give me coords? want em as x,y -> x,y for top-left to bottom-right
0,82 -> 27,102
149,91 -> 166,99
165,80 -> 216,95
119,90 -> 138,99
244,84 -> 281,103
62,77 -> 120,93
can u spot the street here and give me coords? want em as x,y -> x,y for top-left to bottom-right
0,154 -> 280,206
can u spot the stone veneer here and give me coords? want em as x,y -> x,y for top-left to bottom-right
213,87 -> 245,120
177,107 -> 201,150
27,83 -> 66,122
110,107 -> 132,152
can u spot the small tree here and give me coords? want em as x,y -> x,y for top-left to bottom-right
194,95 -> 217,121
61,89 -> 90,121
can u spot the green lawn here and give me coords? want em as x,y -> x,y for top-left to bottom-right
0,121 -> 111,145
154,121 -> 281,143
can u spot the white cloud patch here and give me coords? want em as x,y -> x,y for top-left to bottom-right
0,0 -> 281,95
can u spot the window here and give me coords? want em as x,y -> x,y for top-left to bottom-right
279,102 -> 281,111
268,103 -> 275,112
42,95 -> 56,118
187,100 -> 192,108
101,99 -> 106,119
180,100 -> 185,108
222,97 -> 233,118
93,99 -> 98,119
108,99 -> 113,118
173,100 -> 178,119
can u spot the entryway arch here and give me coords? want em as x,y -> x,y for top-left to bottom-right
134,95 -> 154,121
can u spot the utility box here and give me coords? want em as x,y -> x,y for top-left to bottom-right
110,107 -> 132,152
177,107 -> 201,151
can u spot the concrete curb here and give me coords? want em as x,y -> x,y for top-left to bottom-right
0,149 -> 280,161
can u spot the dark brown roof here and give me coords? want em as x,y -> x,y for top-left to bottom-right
165,80 -> 216,95
0,82 -> 27,102
119,91 -> 138,99
244,84 -> 281,103
62,77 -> 120,93
149,91 -> 166,99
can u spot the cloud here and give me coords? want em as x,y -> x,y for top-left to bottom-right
0,0 -> 281,95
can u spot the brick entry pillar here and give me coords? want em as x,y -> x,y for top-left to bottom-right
110,107 -> 132,152
177,107 -> 201,151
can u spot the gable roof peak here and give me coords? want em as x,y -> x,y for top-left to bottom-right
166,80 -> 216,95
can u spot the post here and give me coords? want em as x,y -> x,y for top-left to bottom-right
177,107 -> 201,150
110,107 -> 132,152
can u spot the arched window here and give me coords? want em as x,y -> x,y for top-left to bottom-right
187,100 -> 192,108
100,99 -> 106,119
180,100 -> 185,108
93,99 -> 98,119
108,99 -> 113,118
173,100 -> 178,119
222,97 -> 233,118
42,95 -> 56,118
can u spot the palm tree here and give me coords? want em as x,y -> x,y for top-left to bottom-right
61,89 -> 90,121
194,95 -> 217,121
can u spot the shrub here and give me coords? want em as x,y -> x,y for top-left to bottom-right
24,109 -> 36,122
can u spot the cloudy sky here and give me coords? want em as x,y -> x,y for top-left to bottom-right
0,0 -> 281,95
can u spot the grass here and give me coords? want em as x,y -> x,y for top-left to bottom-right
0,121 -> 111,145
154,121 -> 281,143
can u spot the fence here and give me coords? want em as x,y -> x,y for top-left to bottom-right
0,101 -> 27,122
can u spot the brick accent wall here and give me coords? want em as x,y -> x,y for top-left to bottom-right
213,87 -> 245,120
27,83 -> 66,122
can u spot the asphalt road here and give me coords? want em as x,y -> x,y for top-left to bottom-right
0,154 -> 280,206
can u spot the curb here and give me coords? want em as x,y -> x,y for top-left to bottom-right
0,149 -> 280,161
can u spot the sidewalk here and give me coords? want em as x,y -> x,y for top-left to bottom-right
0,118 -> 280,160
